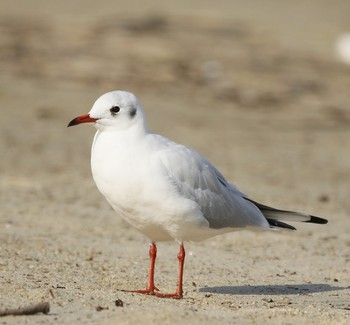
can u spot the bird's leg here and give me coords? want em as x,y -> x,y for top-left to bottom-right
127,243 -> 186,299
128,242 -> 159,294
153,243 -> 185,299
177,243 -> 185,296
146,242 -> 159,292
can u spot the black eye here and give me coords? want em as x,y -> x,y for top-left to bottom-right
110,106 -> 120,115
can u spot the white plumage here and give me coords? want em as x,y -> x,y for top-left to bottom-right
68,90 -> 327,298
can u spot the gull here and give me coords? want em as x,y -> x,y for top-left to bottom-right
68,90 -> 328,299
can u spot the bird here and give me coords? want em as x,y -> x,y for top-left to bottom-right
68,90 -> 328,299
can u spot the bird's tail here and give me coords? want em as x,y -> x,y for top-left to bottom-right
245,198 -> 328,230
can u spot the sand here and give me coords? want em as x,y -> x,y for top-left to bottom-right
1,1 -> 350,324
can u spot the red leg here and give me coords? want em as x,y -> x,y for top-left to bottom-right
153,243 -> 185,299
127,243 -> 186,299
128,242 -> 159,294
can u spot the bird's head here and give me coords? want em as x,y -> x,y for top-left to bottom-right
68,90 -> 146,131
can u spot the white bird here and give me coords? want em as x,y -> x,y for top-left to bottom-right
68,90 -> 327,299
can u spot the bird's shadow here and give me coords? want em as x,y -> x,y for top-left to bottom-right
199,283 -> 348,295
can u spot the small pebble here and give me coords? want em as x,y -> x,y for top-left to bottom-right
115,299 -> 124,307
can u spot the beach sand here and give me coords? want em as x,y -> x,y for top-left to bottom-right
1,1 -> 350,324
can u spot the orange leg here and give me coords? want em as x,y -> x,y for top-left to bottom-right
128,242 -> 159,295
128,243 -> 186,299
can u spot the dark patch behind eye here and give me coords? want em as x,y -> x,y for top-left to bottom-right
129,107 -> 137,118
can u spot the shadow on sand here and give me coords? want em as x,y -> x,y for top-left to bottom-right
199,283 -> 349,295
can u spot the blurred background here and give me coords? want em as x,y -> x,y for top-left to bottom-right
2,0 -> 350,207
1,0 -> 350,322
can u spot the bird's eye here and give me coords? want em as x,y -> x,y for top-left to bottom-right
110,106 -> 120,115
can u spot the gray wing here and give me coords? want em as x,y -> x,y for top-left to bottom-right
158,141 -> 269,229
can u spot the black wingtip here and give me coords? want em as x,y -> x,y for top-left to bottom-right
266,218 -> 296,230
306,216 -> 328,224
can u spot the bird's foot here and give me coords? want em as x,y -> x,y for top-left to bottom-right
125,284 -> 159,295
152,291 -> 183,299
127,289 -> 158,295
125,287 -> 183,299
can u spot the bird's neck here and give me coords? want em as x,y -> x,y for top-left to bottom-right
96,118 -> 148,135
93,123 -> 148,152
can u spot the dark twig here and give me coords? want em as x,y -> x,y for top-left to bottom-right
0,302 -> 50,317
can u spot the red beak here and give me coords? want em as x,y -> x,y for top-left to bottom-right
67,114 -> 98,127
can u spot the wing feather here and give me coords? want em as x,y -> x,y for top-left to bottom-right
157,141 -> 269,229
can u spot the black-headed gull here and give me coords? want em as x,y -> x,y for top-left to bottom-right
68,90 -> 327,299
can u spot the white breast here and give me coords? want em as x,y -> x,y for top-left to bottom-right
90,130 -> 212,242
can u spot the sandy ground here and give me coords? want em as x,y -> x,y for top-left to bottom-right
1,1 -> 350,324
